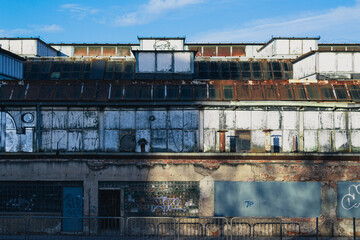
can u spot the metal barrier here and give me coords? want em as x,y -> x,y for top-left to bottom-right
27,216 -> 75,240
126,217 -> 176,239
178,217 -> 229,239
230,218 -> 251,240
76,217 -> 125,239
0,216 -> 26,240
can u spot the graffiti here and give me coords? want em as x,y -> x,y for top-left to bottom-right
151,197 -> 186,215
6,195 -> 35,211
63,193 -> 82,216
341,184 -> 360,210
245,201 -> 254,208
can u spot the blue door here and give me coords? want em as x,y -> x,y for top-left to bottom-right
273,137 -> 280,152
63,187 -> 83,232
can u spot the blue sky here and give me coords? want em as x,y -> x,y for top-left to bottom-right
0,0 -> 359,44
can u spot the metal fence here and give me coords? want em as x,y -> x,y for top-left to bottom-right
0,216 -> 360,239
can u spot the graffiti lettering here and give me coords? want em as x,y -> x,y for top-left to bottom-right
151,197 -> 186,215
245,201 -> 254,208
341,184 -> 360,210
6,195 -> 35,211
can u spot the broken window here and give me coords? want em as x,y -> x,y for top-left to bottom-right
272,62 -> 283,80
167,85 -> 179,100
194,85 -> 207,100
252,62 -> 262,80
240,62 -> 251,80
153,85 -> 165,100
223,85 -> 234,100
230,130 -> 251,152
209,85 -> 221,100
181,85 -> 193,100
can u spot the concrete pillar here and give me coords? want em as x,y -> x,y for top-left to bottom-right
199,176 -> 214,216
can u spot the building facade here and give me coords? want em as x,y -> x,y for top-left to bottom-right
0,36 -> 360,236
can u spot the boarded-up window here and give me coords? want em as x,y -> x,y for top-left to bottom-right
251,85 -> 264,100
232,46 -> 246,56
103,47 -> 116,56
203,46 -> 216,56
74,47 -> 87,56
217,46 -> 231,56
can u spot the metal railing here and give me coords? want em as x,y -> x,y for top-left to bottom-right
0,216 -> 360,239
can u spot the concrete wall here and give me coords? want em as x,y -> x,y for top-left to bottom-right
0,157 -> 359,236
0,39 -> 57,57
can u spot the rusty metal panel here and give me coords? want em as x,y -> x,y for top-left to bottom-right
263,85 -> 279,100
54,85 -> 68,100
203,46 -> 216,56
305,85 -> 321,101
209,85 -> 221,100
217,46 -> 231,56
232,46 -> 246,56
333,85 -> 349,101
237,84 -> 250,100
81,84 -> 97,100
39,85 -> 54,100
278,85 -> 293,100
74,47 -> 87,56
68,84 -> 82,100
292,85 -> 307,100
251,85 -> 264,100
320,85 -> 335,101
188,46 -> 202,56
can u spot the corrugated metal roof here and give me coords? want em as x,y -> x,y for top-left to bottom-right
0,80 -> 358,103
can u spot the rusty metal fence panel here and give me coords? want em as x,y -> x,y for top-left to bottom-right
126,217 -> 176,239
27,216 -> 75,240
178,217 -> 229,240
0,216 -> 26,240
76,217 -> 125,239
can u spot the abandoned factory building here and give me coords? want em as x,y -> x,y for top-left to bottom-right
1,36 -> 360,235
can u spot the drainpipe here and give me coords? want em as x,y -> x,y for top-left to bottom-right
217,130 -> 227,152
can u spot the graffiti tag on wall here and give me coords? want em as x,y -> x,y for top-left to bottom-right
151,197 -> 186,215
341,184 -> 360,210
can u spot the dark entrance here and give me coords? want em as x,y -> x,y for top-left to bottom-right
98,190 -> 121,232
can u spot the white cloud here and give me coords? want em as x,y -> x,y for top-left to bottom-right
35,24 -> 63,33
115,0 -> 204,26
60,4 -> 100,20
191,2 -> 360,43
